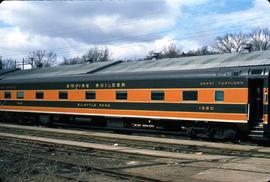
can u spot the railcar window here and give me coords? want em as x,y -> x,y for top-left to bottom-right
183,91 -> 197,101
215,91 -> 224,101
36,92 -> 44,99
86,91 -> 96,100
116,91 -> 127,100
4,91 -> 11,99
16,92 -> 24,99
151,91 -> 164,100
59,91 -> 68,99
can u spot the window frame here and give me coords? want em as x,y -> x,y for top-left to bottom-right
182,91 -> 198,101
151,91 -> 165,101
16,92 -> 24,99
59,91 -> 68,100
85,91 -> 96,100
215,90 -> 224,102
116,91 -> 128,100
4,91 -> 11,99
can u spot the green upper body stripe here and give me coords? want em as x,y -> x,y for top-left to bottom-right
0,77 -> 248,90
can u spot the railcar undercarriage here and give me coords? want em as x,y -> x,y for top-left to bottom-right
0,111 -> 263,142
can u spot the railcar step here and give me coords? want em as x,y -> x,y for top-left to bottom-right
248,127 -> 265,140
248,133 -> 264,137
253,123 -> 264,127
248,135 -> 268,141
248,131 -> 265,138
250,125 -> 264,129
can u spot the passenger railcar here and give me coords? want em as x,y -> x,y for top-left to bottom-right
0,51 -> 270,141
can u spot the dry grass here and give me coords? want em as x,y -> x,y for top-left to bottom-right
0,150 -> 61,182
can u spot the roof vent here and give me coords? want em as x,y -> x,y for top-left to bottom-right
244,44 -> 252,53
250,69 -> 263,75
151,52 -> 160,60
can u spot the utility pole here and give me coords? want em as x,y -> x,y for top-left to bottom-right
22,58 -> 25,70
0,56 -> 2,70
29,57 -> 34,69
0,56 -> 3,70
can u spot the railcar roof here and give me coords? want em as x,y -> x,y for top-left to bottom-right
95,50 -> 270,74
1,50 -> 270,81
0,61 -> 120,80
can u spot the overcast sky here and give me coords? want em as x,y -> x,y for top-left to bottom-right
0,0 -> 269,61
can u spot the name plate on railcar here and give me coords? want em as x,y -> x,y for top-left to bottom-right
77,103 -> 111,108
95,82 -> 126,88
200,81 -> 245,86
199,106 -> 215,111
66,82 -> 126,89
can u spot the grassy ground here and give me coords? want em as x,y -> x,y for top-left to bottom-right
0,152 -> 62,182
0,139 -> 137,182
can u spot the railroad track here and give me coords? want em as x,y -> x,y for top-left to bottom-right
0,123 -> 270,181
0,123 -> 225,182
0,123 -> 269,158
0,136 -> 163,182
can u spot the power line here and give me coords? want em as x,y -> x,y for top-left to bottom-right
2,14 -> 270,57
0,9 -> 268,54
1,1 -> 173,36
31,20 -> 270,58
1,13 -> 270,58
26,9 -> 174,38
54,23 -> 270,58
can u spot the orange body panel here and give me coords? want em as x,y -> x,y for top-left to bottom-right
225,89 -> 248,103
0,88 -> 248,104
0,88 -> 250,123
0,105 -> 248,122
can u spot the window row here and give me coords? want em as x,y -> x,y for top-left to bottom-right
3,90 -> 225,102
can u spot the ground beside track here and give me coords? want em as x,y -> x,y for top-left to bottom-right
0,124 -> 270,182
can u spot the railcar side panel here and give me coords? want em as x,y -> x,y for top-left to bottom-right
0,77 -> 249,123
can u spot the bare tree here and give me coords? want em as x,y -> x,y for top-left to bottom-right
160,43 -> 181,58
184,46 -> 217,57
145,43 -> 181,60
1,59 -> 16,70
82,46 -> 111,63
249,28 -> 270,51
61,56 -> 83,65
197,46 -> 216,55
28,50 -> 57,69
215,32 -> 248,53
60,46 -> 111,65
46,51 -> 57,66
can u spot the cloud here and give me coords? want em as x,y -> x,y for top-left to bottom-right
109,36 -> 178,60
168,0 -> 270,49
193,0 -> 270,35
6,0 -> 269,61
0,1 -> 178,44
0,26 -> 89,60
108,36 -> 201,60
0,0 -> 210,60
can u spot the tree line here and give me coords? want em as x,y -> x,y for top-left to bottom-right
145,27 -> 270,59
1,27 -> 270,70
